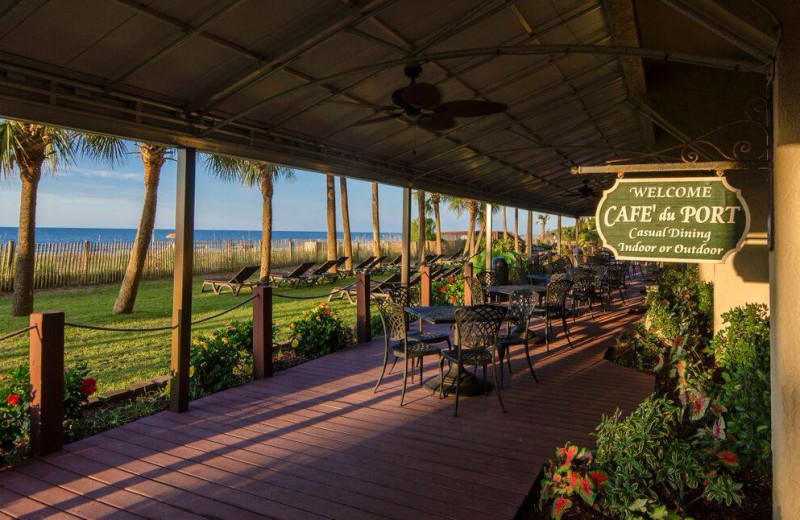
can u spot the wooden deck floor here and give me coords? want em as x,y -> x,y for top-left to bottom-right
0,292 -> 654,519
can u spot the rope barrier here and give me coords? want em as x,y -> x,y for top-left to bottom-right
273,281 -> 357,300
191,295 -> 258,325
0,325 -> 36,343
64,322 -> 178,332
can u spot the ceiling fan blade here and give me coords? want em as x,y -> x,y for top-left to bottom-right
417,113 -> 456,131
351,113 -> 404,127
397,82 -> 442,109
438,100 -> 508,117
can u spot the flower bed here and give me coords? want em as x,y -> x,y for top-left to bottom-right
526,265 -> 771,519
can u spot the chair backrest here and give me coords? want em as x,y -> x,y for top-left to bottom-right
333,256 -> 349,268
375,299 -> 408,342
507,289 -> 537,332
354,256 -> 376,270
475,270 -> 500,288
545,279 -> 572,311
376,273 -> 401,289
465,276 -> 487,305
454,304 -> 506,352
550,272 -> 570,283
388,255 -> 402,265
231,265 -> 260,283
571,270 -> 595,293
607,263 -> 626,284
386,284 -> 420,306
311,259 -> 336,275
285,262 -> 315,278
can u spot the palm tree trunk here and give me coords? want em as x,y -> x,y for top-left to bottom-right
371,182 -> 381,258
339,177 -> 353,271
540,220 -> 546,241
464,206 -> 476,256
526,210 -> 533,256
432,196 -> 442,255
113,146 -> 165,314
259,173 -> 273,279
326,174 -> 337,272
417,190 -> 425,264
514,208 -> 520,253
472,218 -> 486,255
557,214 -> 562,257
10,173 -> 40,316
501,207 -> 508,240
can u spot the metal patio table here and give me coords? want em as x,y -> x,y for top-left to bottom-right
404,305 -> 497,397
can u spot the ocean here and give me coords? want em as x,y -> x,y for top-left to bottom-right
0,227 -> 400,244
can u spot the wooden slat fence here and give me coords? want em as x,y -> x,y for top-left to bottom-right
0,238 -> 457,292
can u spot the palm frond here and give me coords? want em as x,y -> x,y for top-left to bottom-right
203,153 -> 295,189
79,133 -> 128,167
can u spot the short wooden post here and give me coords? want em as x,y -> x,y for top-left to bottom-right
420,265 -> 432,306
252,285 -> 273,379
29,312 -> 64,456
463,261 -> 474,305
356,273 -> 371,343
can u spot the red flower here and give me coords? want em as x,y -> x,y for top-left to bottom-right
451,296 -> 457,303
439,286 -> 446,293
323,309 -> 330,316
81,378 -> 97,396
447,276 -> 454,284
674,336 -> 683,346
5,394 -> 19,406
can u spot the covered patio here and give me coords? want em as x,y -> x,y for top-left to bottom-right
0,0 -> 795,517
0,293 -> 651,519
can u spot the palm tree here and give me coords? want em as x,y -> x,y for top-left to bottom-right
339,177 -> 353,272
471,203 -> 488,255
106,143 -> 171,314
326,174 -> 337,270
0,123 -> 122,316
448,197 -> 479,257
430,193 -> 443,255
205,155 -> 293,282
526,210 -> 533,256
371,182 -> 381,258
513,208 -> 520,253
537,214 -> 550,242
501,206 -> 508,240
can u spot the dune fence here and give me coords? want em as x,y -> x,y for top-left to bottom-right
0,238 -> 460,292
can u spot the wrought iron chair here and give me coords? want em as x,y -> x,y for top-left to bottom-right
385,284 -> 452,364
439,304 -> 507,416
497,289 -> 539,388
373,300 -> 443,406
600,263 -> 628,305
532,279 -> 574,350
571,269 -> 603,319
464,275 -> 488,305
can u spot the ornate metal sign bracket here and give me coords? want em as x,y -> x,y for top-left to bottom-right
571,160 -> 770,178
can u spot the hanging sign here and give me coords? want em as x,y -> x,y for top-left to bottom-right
595,177 -> 750,263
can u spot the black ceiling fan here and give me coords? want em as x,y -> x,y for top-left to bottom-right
573,179 -> 601,199
354,64 -> 508,131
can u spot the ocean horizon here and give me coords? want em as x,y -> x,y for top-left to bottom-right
0,227 -> 402,244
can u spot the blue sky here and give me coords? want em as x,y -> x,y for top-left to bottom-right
0,145 -> 573,234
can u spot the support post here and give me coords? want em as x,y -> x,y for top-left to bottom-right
252,285 -> 273,379
420,265 -> 431,306
401,187 -> 411,285
82,240 -> 90,285
526,211 -> 533,257
485,203 -> 493,273
463,262 -> 474,305
170,148 -> 196,413
557,214 -> 562,257
417,190 -> 426,265
29,311 -> 64,456
356,273 -> 371,343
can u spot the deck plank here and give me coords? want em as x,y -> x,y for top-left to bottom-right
0,289 -> 653,519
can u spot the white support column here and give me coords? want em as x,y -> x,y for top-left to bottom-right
401,187 -> 411,285
772,6 -> 800,516
485,203 -> 493,272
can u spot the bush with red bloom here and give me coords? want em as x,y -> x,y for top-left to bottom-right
81,378 -> 97,396
5,394 -> 19,406
432,277 -> 464,306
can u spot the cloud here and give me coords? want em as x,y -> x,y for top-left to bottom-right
65,166 -> 141,180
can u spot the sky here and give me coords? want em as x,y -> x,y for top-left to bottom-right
0,144 -> 574,234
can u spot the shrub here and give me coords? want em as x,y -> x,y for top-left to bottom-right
432,275 -> 464,306
645,265 -> 713,345
0,365 -> 30,464
610,324 -> 664,373
711,304 -> 771,475
539,443 -> 608,519
594,397 -> 706,518
189,320 -> 254,399
289,303 -> 351,359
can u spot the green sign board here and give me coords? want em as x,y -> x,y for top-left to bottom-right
595,177 -> 750,263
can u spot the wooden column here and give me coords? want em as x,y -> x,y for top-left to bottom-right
526,210 -> 533,257
417,190 -> 426,265
557,214 -> 562,257
463,261 -> 474,305
29,311 -> 64,456
401,187 -> 411,285
485,203 -> 493,272
170,148 -> 196,413
252,285 -> 273,379
356,273 -> 371,343
420,265 -> 432,306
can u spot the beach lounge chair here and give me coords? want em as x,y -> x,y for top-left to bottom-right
383,255 -> 402,272
364,255 -> 387,273
268,261 -> 316,288
328,273 -> 401,304
201,266 -> 260,295
348,256 -> 377,275
304,256 -> 348,285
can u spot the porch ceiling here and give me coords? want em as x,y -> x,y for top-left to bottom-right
0,0 -> 770,215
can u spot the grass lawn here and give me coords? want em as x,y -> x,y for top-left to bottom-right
0,274 -> 378,392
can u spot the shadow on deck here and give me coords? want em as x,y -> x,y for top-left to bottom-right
0,288 -> 654,519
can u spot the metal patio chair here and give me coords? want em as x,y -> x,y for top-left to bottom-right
497,289 -> 539,388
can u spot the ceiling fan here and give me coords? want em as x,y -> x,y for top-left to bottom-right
355,64 -> 508,131
573,179 -> 601,199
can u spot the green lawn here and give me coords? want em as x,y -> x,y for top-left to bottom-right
0,275 -> 377,392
